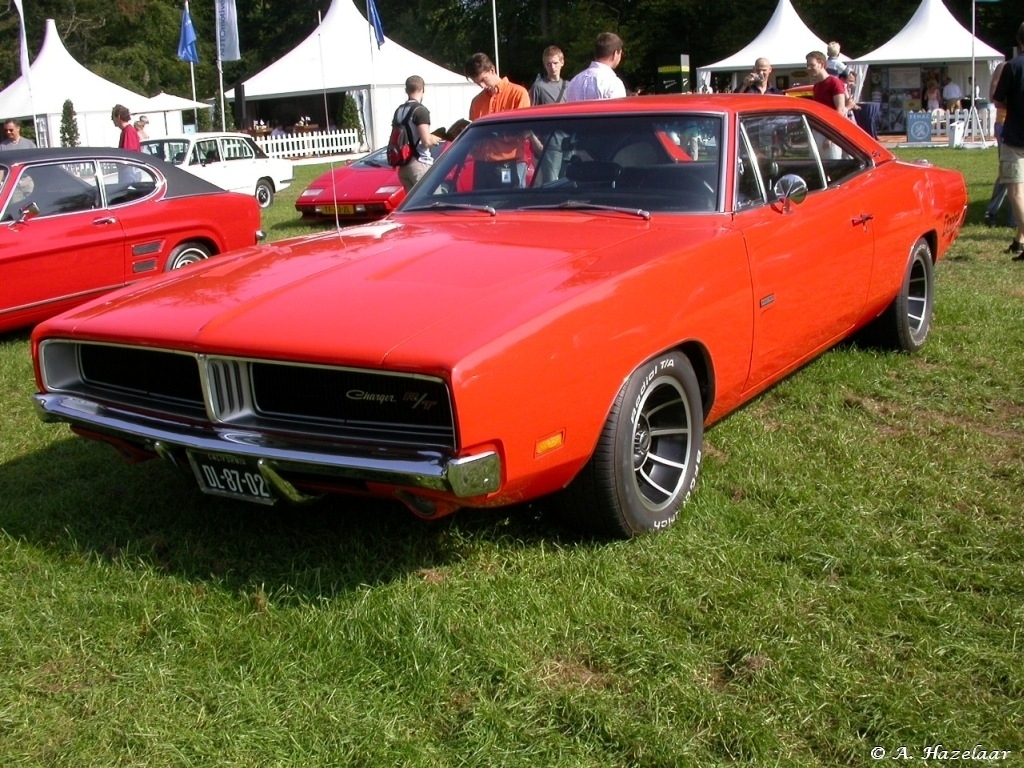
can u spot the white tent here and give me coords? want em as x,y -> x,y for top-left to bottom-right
140,92 -> 212,137
230,0 -> 477,150
853,0 -> 1004,96
0,19 -> 148,147
696,0 -> 837,92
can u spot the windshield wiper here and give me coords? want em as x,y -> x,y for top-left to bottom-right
518,200 -> 651,220
402,201 -> 497,216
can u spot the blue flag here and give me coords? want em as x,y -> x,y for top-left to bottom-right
367,0 -> 385,49
177,2 -> 199,64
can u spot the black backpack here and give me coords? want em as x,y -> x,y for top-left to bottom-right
386,102 -> 417,166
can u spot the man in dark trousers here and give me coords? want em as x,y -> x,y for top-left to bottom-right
992,21 -> 1024,258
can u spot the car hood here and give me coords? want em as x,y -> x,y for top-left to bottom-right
40,215 -> 724,371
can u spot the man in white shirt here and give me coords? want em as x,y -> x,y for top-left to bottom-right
942,77 -> 963,112
566,32 -> 626,102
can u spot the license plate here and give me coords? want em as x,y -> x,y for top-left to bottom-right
323,204 -> 355,215
188,450 -> 276,504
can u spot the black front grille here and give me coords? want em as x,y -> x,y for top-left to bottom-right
251,362 -> 454,443
55,343 -> 456,450
79,344 -> 203,406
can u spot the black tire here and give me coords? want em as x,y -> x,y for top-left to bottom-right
563,352 -> 704,538
166,242 -> 212,271
864,237 -> 935,352
255,179 -> 275,209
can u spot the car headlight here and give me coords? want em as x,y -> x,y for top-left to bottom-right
300,188 -> 324,197
375,186 -> 403,195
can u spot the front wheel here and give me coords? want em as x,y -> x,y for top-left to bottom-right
563,352 -> 704,538
864,237 -> 935,352
166,241 -> 211,271
255,179 -> 275,209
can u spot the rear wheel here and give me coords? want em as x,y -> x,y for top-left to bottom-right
255,179 -> 275,208
166,242 -> 211,271
563,352 -> 704,538
864,237 -> 934,352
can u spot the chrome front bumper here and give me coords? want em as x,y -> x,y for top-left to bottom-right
33,393 -> 500,499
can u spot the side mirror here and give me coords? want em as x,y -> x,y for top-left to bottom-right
17,201 -> 40,223
773,174 -> 808,214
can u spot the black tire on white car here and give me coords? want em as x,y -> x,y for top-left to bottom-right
255,179 -> 275,209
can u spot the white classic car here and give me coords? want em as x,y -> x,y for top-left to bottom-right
141,132 -> 293,208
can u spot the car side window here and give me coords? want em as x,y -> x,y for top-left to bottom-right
739,114 -> 825,195
735,125 -> 766,210
807,122 -> 869,187
194,140 -> 220,164
221,138 -> 254,161
102,161 -> 158,206
6,161 -> 102,218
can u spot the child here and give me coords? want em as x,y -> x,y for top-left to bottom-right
825,41 -> 848,78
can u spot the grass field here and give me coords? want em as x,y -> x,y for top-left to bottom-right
0,148 -> 1021,766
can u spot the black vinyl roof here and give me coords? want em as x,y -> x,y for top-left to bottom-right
0,146 -> 228,200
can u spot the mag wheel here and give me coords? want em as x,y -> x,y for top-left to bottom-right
866,237 -> 934,352
565,352 -> 704,538
166,241 -> 211,270
255,179 -> 275,208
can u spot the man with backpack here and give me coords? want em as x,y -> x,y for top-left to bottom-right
389,76 -> 441,192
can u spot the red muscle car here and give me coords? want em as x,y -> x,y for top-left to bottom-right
31,96 -> 966,538
1,147 -> 262,334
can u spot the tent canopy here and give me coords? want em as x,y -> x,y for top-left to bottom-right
235,0 -> 469,100
697,0 -> 834,76
0,19 -> 147,119
142,92 -> 211,113
0,21 -> 210,145
854,0 -> 1003,65
230,0 -> 476,150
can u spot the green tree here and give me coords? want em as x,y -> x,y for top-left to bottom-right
59,99 -> 80,146
2,0 -> 1020,116
338,92 -> 364,146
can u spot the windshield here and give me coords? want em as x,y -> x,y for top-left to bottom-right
400,113 -> 723,215
356,144 -> 445,169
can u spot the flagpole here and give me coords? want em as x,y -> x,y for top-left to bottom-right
177,2 -> 200,129
12,0 -> 38,145
366,0 -> 385,151
190,62 -> 199,128
187,1 -> 198,127
492,0 -> 500,76
966,0 -> 987,147
216,3 -> 226,131
317,12 -> 330,131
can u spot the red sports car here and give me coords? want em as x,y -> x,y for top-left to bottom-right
1,147 -> 262,334
31,96 -> 966,537
294,145 -> 445,223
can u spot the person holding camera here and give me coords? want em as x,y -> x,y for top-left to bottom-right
740,58 -> 782,94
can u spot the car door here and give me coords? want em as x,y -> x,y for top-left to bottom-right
734,112 -> 875,393
99,160 -> 167,278
188,138 -> 232,191
218,136 -> 259,196
0,160 -> 126,328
